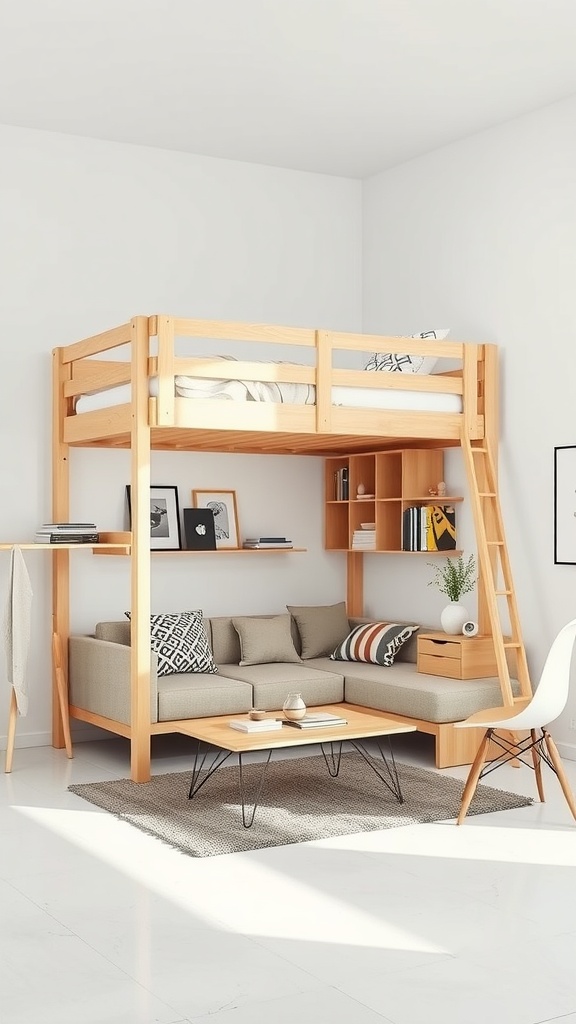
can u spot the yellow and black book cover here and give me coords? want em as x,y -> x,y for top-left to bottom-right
426,505 -> 456,551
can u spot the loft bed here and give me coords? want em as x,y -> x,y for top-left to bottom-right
58,315 -> 490,454
51,314 -> 526,783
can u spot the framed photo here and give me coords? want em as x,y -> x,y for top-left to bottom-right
126,485 -> 182,551
192,489 -> 240,549
554,446 -> 576,565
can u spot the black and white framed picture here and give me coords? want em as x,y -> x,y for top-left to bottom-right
126,485 -> 182,550
183,508 -> 217,550
554,445 -> 576,565
192,489 -> 240,549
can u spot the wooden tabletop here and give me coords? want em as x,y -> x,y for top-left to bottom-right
175,703 -> 416,753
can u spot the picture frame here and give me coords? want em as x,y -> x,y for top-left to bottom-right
192,489 -> 240,549
126,484 -> 182,551
554,445 -> 576,565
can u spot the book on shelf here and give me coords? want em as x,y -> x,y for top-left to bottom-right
334,467 -> 349,501
244,537 -> 290,544
427,504 -> 456,550
402,504 -> 456,552
35,533 -> 100,544
352,530 -> 376,550
229,718 -> 283,733
37,525 -> 98,535
283,711 -> 348,729
243,541 -> 293,549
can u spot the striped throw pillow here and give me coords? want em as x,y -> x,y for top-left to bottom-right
331,622 -> 419,667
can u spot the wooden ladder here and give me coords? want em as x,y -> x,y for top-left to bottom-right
461,437 -> 532,706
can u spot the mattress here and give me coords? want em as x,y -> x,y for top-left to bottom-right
74,378 -> 462,414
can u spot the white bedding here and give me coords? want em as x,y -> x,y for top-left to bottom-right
75,375 -> 462,414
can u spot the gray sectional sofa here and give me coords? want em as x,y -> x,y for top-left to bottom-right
68,609 -> 519,768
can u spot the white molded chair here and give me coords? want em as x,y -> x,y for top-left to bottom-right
455,618 -> 576,825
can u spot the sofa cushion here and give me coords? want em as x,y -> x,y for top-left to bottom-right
331,622 -> 419,666
287,601 -> 350,659
157,673 -> 252,721
232,614 -> 301,666
217,663 -> 344,711
126,610 -> 217,677
340,660 -> 522,724
209,614 -> 301,664
95,620 -> 131,645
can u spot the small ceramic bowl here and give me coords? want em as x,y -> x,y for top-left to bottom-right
249,709 -> 267,721
361,522 -> 376,530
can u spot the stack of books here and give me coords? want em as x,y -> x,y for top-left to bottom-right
283,711 -> 348,729
402,505 -> 456,551
243,537 -> 293,549
35,522 -> 99,544
351,529 -> 376,550
229,718 -> 283,733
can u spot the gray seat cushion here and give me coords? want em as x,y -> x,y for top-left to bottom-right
157,673 -> 252,722
216,663 -> 344,711
334,659 -> 521,724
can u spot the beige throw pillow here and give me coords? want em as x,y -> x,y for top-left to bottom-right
232,615 -> 301,666
287,601 -> 350,660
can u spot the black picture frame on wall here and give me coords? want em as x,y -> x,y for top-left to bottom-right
126,485 -> 182,551
554,445 -> 576,565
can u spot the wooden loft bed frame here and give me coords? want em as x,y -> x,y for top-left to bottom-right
52,314 -> 524,783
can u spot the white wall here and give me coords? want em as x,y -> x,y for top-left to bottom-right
0,124 -> 362,750
362,93 -> 576,755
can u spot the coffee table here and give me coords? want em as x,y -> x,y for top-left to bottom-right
177,703 -> 416,828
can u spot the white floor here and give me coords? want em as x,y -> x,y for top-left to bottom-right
2,732 -> 576,1024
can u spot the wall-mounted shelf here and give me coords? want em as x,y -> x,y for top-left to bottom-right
0,532 -> 132,555
93,545 -> 307,557
325,449 -> 463,554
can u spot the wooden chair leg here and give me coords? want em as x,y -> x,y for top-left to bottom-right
530,729 -> 545,803
457,729 -> 492,825
52,633 -> 73,759
543,731 -> 576,821
5,688 -> 18,773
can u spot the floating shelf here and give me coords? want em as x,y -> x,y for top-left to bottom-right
94,546 -> 307,557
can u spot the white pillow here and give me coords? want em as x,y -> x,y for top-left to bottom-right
364,328 -> 450,375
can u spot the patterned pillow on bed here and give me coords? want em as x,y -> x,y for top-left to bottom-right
125,610 -> 218,676
364,329 -> 450,376
331,622 -> 419,667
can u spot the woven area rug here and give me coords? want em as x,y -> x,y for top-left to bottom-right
69,753 -> 532,858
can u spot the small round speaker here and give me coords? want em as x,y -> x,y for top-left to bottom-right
462,620 -> 479,637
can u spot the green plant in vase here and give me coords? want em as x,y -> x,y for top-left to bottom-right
428,554 -> 476,634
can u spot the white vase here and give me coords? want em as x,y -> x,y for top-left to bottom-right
440,602 -> 468,635
283,692 -> 307,721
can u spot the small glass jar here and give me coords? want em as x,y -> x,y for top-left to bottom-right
283,692 -> 307,721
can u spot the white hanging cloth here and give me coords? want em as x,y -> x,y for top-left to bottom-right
3,546 -> 33,716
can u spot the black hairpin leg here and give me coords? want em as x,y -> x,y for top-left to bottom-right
320,741 -> 343,777
238,750 -> 273,828
188,741 -> 232,800
350,738 -> 404,803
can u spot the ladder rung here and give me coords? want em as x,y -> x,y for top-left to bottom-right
503,642 -> 521,648
479,492 -> 496,497
487,540 -> 504,546
495,590 -> 512,596
472,447 -> 488,453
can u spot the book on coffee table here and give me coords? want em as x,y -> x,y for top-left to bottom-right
283,712 -> 348,729
229,719 -> 283,733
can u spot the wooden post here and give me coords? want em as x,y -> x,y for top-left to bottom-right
478,344 -> 499,636
130,316 -> 152,783
346,551 -> 364,617
52,348 -> 71,749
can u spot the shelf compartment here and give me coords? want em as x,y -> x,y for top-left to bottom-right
375,452 -> 402,498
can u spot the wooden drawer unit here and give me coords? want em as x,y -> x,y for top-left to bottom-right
417,632 -> 499,679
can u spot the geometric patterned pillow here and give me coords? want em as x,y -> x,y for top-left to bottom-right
330,622 -> 419,667
364,329 -> 450,376
125,610 -> 218,677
